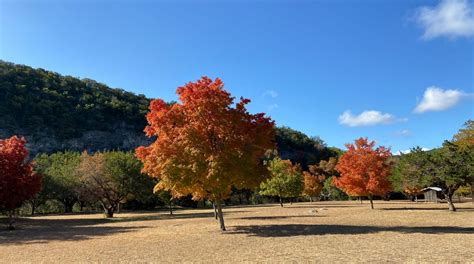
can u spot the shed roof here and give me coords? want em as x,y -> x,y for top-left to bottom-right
421,187 -> 442,192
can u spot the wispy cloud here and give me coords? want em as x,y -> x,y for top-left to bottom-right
267,103 -> 279,111
414,86 -> 471,113
263,90 -> 278,98
416,0 -> 474,39
338,110 -> 405,127
395,129 -> 412,137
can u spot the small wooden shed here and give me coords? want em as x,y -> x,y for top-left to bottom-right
422,187 -> 442,203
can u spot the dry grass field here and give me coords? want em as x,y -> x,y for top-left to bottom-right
1,201 -> 473,263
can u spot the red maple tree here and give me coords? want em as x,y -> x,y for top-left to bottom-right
0,136 -> 42,229
136,77 -> 275,230
333,137 -> 392,209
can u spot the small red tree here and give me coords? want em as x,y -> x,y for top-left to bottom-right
333,137 -> 392,209
0,136 -> 42,229
136,77 -> 275,231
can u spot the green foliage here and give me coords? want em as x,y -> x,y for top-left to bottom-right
259,157 -> 303,200
103,151 -> 155,204
34,151 -> 81,212
322,177 -> 348,200
275,127 -> 340,169
454,185 -> 472,197
429,141 -> 473,197
391,147 -> 432,194
77,151 -> 154,217
390,134 -> 473,210
0,61 -> 149,139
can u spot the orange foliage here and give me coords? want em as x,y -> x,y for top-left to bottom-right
136,77 -> 275,202
404,187 -> 423,196
302,171 -> 324,198
333,137 -> 392,197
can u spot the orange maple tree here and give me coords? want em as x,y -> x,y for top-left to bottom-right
136,77 -> 275,230
0,136 -> 42,229
333,137 -> 392,209
302,171 -> 324,201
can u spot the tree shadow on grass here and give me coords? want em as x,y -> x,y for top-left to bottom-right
110,209 -> 249,222
0,209 -> 238,244
380,207 -> 474,211
227,224 -> 474,237
110,212 -> 216,222
236,215 -> 325,220
285,205 -> 359,209
0,218 -> 148,245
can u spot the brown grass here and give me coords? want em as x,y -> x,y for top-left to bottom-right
1,201 -> 473,263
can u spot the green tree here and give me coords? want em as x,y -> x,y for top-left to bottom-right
452,120 -> 474,201
429,141 -> 473,211
322,177 -> 347,200
391,147 -> 432,199
34,151 -> 81,213
453,120 -> 474,148
259,157 -> 303,207
77,151 -> 153,218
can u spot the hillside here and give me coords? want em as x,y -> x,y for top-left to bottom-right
0,61 -> 337,162
0,61 -> 151,156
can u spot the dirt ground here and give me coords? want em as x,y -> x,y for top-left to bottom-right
1,201 -> 473,263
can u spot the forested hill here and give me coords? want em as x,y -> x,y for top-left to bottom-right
0,61 -> 151,156
0,61 -> 339,163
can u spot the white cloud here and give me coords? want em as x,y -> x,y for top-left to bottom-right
416,0 -> 474,39
263,90 -> 278,98
267,103 -> 278,111
338,110 -> 401,127
396,147 -> 431,155
414,86 -> 470,113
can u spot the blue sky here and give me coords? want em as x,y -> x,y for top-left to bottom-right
1,0 -> 473,153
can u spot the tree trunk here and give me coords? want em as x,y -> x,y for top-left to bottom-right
279,196 -> 283,207
31,202 -> 36,216
369,196 -> 374,209
471,184 -> 473,203
445,193 -> 456,212
169,199 -> 173,215
117,203 -> 121,214
102,202 -> 115,218
105,207 -> 114,218
215,200 -> 226,231
212,202 -> 218,220
64,201 -> 75,213
7,210 -> 15,230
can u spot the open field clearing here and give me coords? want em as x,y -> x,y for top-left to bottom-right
1,201 -> 473,263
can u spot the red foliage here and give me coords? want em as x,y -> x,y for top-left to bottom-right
0,136 -> 42,211
136,77 -> 275,201
333,137 -> 392,197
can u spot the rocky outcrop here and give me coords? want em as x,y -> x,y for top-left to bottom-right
0,123 -> 152,158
